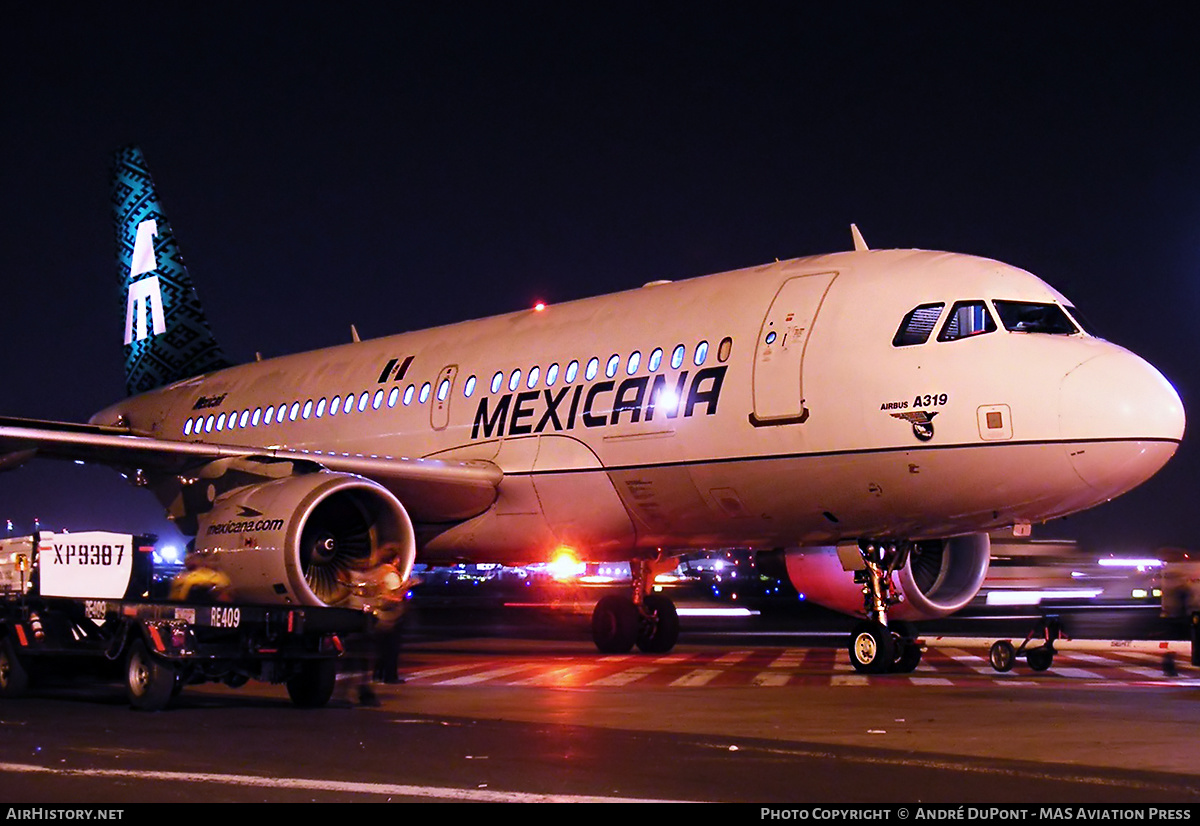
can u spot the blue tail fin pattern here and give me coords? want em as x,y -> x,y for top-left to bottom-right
111,145 -> 228,396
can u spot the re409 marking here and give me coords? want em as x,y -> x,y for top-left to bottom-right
209,606 -> 241,628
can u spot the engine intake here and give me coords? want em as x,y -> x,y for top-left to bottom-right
193,471 -> 416,606
781,533 -> 990,620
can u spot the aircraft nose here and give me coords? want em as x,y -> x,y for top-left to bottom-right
1059,348 -> 1185,494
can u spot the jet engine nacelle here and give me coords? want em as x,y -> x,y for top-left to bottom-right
192,471 -> 416,607
782,533 -> 990,620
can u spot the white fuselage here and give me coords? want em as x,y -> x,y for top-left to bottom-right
92,249 -> 1185,564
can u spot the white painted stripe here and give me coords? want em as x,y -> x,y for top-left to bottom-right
511,667 -> 596,686
937,647 -> 995,674
909,677 -> 954,686
589,667 -> 654,686
713,650 -> 752,664
1112,666 -> 1170,679
831,674 -> 869,686
433,664 -> 531,685
1071,651 -> 1180,677
766,649 -> 804,669
752,672 -> 791,686
0,762 -> 687,803
404,663 -> 480,680
670,669 -> 722,687
1049,667 -> 1104,680
652,653 -> 694,664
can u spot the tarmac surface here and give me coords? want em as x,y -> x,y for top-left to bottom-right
3,604 -> 1199,804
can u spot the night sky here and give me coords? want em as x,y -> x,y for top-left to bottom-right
2,3 -> 1198,555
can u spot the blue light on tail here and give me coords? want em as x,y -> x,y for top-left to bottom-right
112,145 -> 228,396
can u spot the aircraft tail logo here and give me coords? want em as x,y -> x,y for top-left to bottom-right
111,145 -> 228,396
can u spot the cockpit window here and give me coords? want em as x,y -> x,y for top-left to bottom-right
1064,305 -> 1100,337
892,303 -> 944,347
938,300 -> 996,342
992,301 -> 1078,335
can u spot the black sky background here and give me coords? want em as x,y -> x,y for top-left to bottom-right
1,2 -> 1198,554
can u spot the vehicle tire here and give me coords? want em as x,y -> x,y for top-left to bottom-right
126,640 -> 177,711
591,595 -> 638,654
0,639 -> 30,698
286,659 -> 337,708
989,640 -> 1016,673
1026,646 -> 1054,672
636,594 -> 680,654
849,621 -> 895,674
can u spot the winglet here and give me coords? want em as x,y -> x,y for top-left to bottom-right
112,146 -> 228,396
850,224 -> 870,252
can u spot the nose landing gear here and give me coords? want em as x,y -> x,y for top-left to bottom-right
847,540 -> 923,674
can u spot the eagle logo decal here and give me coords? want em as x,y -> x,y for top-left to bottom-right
890,410 -> 938,442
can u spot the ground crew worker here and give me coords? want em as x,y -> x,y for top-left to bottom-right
344,546 -> 411,705
169,552 -> 233,602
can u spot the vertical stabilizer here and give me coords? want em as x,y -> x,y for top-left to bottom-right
112,146 -> 228,396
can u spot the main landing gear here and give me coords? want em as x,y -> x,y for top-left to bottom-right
848,540 -> 922,674
591,558 -> 680,654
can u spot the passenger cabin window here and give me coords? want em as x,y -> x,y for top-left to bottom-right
671,344 -> 685,369
992,301 -> 1078,335
938,301 -> 996,342
893,303 -> 945,346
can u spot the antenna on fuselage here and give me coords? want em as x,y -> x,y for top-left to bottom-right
850,224 -> 870,252
351,324 -> 361,343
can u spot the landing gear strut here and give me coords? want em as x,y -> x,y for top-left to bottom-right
847,540 -> 922,674
590,558 -> 680,654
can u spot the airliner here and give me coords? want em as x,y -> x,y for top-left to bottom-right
0,147 -> 1185,672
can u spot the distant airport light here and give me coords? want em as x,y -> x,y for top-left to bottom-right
158,544 -> 182,564
1096,558 -> 1163,569
677,606 -> 758,618
985,588 -> 1103,606
548,547 -> 584,580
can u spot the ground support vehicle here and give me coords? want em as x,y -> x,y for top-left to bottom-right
1,594 -> 367,710
0,531 -> 367,709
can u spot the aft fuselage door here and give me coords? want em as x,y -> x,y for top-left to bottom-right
751,272 -> 837,425
430,364 -> 458,431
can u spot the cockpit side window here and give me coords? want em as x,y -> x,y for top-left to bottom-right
993,300 -> 1079,335
892,303 -> 945,347
938,300 -> 996,342
1064,306 -> 1100,337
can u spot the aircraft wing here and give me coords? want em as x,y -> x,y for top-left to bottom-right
0,417 -> 501,523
